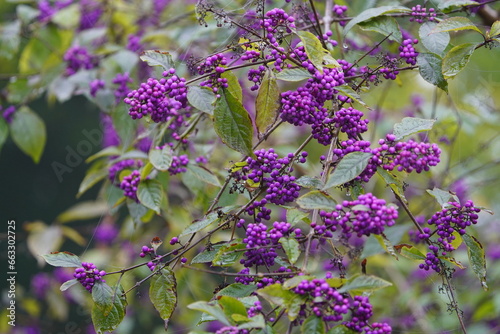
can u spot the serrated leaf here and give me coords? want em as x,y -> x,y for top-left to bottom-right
41,252 -> 82,267
221,71 -> 243,102
429,17 -> 483,36
358,16 -> 402,43
216,284 -> 257,298
296,30 -> 327,71
328,325 -> 358,334
301,316 -> 325,334
462,234 -> 488,290
395,244 -> 426,261
149,145 -> 173,171
393,117 -> 436,141
187,164 -> 221,187
60,279 -> 78,291
295,176 -> 323,189
275,67 -> 312,81
286,208 -> 310,226
188,301 -> 231,326
279,237 -> 301,264
427,187 -> 459,208
256,69 -> 279,135
374,234 -> 398,260
9,106 -> 46,163
127,200 -> 149,225
218,296 -> 247,321
191,244 -> 224,264
91,285 -> 127,334
335,86 -> 368,108
257,284 -> 305,321
140,50 -> 174,70
377,169 -> 407,204
442,43 -> 477,79
187,86 -> 216,115
337,275 -> 392,293
438,0 -> 478,11
137,179 -> 163,214
323,152 -> 373,189
417,53 -> 448,92
490,21 -> 500,37
213,88 -> 254,157
56,201 -> 108,223
419,22 -> 450,56
180,212 -> 219,236
150,268 -> 177,328
213,241 -> 245,267
77,164 -> 108,198
343,6 -> 411,37
92,282 -> 115,316
296,191 -> 337,211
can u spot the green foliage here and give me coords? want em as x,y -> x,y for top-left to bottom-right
255,69 -> 279,135
149,268 -> 177,328
9,106 -> 46,163
323,152 -> 373,189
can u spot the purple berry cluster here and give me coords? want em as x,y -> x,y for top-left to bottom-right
108,159 -> 144,184
89,79 -> 105,97
260,8 -> 295,44
215,327 -> 249,334
379,56 -> 400,80
120,170 -> 141,202
241,222 -> 279,268
197,53 -> 228,94
112,73 -> 133,102
419,201 -> 481,272
332,107 -> 369,140
1,105 -> 16,124
63,46 -> 97,76
410,5 -> 436,23
139,245 -> 159,271
73,262 -> 106,292
124,68 -> 188,124
169,155 -> 189,175
318,193 -> 398,239
399,39 -> 419,65
332,4 -> 348,26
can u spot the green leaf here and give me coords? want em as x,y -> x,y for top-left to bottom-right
417,53 -> 448,93
56,201 -> 108,223
328,325 -> 358,334
213,88 -> 254,157
295,176 -> 323,189
279,237 -> 301,264
283,276 -> 314,290
374,234 -> 398,260
296,190 -> 337,211
426,187 -> 459,208
221,70 -> 243,102
301,316 -> 325,334
187,86 -> 216,115
60,279 -> 78,291
257,284 -> 305,321
41,252 -> 82,267
126,200 -> 150,225
286,208 -> 311,226
218,296 -> 247,321
92,282 -> 115,316
376,169 -> 408,204
216,284 -> 257,298
150,268 -> 177,329
112,104 -> 136,149
0,118 -> 8,154
17,5 -> 39,25
140,50 -> 174,70
343,6 -> 410,37
213,241 -> 246,267
419,22 -> 450,56
9,106 -> 46,163
490,21 -> 500,37
296,30 -> 327,71
393,117 -> 436,141
462,234 -> 488,291
357,16 -> 402,43
255,69 -> 279,135
149,145 -> 173,171
323,152 -> 373,189
275,67 -> 312,81
51,4 -> 81,29
395,244 -> 426,261
438,0 -> 478,12
86,146 -> 122,163
337,275 -> 392,294
140,162 -> 154,179
137,179 -> 163,214
0,20 -> 21,60
91,285 -> 127,334
180,212 -> 219,237
77,165 -> 108,198
442,43 -> 478,79
187,164 -> 221,187
429,17 -> 483,36
191,244 -> 224,264
188,301 -> 231,326
335,86 -> 369,108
